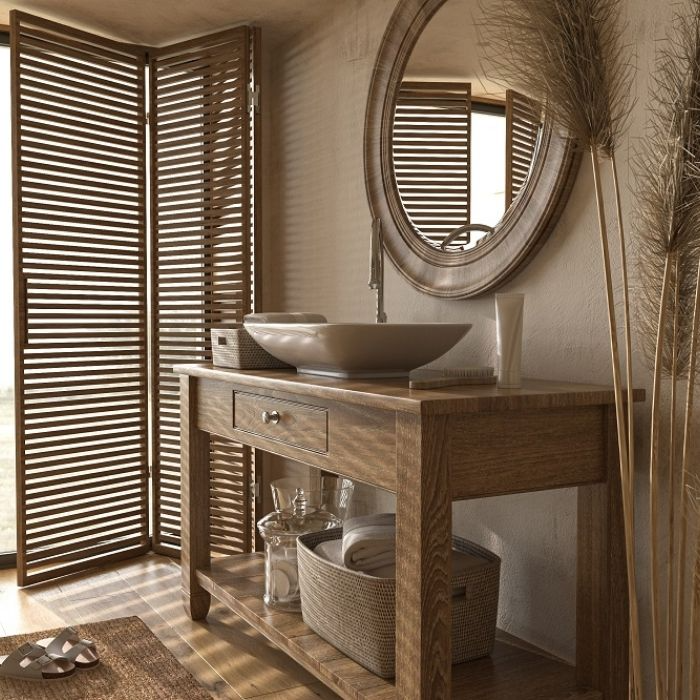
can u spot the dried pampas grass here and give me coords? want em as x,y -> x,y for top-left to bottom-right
636,5 -> 700,699
482,0 -> 633,153
482,0 -> 700,697
481,0 -> 640,696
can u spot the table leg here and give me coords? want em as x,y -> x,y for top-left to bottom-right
576,406 -> 629,697
395,412 -> 452,699
180,374 -> 211,620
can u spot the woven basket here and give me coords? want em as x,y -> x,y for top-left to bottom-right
297,528 -> 500,678
211,327 -> 290,370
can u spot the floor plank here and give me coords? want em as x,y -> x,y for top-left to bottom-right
0,554 -> 339,699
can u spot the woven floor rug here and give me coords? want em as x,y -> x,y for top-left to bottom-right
0,616 -> 213,699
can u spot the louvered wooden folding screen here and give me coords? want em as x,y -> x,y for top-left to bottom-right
506,90 -> 541,206
393,82 -> 471,250
11,12 -> 149,585
12,13 -> 257,582
150,28 -> 254,557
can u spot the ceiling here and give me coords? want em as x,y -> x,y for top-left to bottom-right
404,0 -> 506,99
0,0 -> 337,47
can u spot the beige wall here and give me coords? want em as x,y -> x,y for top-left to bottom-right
261,0 -> 673,664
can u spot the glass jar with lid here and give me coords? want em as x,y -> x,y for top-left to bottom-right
257,487 -> 341,611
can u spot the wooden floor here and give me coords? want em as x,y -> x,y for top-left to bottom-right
0,554 -> 339,699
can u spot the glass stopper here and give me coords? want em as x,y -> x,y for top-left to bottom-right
292,487 -> 308,516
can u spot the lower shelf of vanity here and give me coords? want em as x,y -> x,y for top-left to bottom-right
196,554 -> 600,700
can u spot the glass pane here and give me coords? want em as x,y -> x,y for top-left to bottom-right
0,44 -> 14,555
471,111 -> 506,229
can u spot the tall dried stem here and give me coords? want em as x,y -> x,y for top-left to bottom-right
611,153 -> 636,506
482,0 -> 639,694
611,150 -> 638,697
590,148 -> 642,699
648,255 -> 673,699
686,478 -> 700,699
678,256 -> 700,700
666,266 -> 680,699
677,243 -> 700,700
693,558 -> 700,700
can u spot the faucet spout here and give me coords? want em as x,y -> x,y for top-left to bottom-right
369,218 -> 387,323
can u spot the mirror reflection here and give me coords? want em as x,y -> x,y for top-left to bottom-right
393,0 -> 542,252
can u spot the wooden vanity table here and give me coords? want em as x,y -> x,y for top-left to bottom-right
175,364 -> 636,700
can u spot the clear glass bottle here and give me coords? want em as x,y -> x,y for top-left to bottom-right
257,488 -> 341,612
270,475 -> 354,520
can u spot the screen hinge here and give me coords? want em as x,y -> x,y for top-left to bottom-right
251,480 -> 260,499
248,84 -> 260,113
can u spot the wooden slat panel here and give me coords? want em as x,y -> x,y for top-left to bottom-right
12,10 -> 148,585
506,90 -> 542,206
151,26 -> 256,558
393,82 -> 471,250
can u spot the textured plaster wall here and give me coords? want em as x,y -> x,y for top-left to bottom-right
261,0 -> 676,664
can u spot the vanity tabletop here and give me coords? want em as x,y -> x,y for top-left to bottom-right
174,363 -> 644,415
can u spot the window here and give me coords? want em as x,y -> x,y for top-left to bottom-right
393,82 -> 541,252
0,34 -> 13,557
471,106 -> 506,230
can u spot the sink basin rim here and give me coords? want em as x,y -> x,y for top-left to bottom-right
244,322 -> 471,378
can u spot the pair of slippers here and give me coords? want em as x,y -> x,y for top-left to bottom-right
0,627 -> 100,681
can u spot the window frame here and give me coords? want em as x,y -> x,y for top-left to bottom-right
0,27 -> 14,569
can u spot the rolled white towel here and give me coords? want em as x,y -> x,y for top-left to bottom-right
342,513 -> 396,573
316,537 -> 485,594
355,550 -> 484,586
343,512 -> 395,537
314,539 -> 344,567
244,312 -> 327,324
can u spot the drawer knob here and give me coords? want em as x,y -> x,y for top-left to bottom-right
261,410 -> 281,425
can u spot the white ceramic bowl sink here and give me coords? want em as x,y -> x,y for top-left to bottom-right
244,322 -> 471,378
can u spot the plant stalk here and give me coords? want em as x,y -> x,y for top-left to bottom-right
667,258 -> 680,700
611,153 -> 635,507
677,254 -> 700,700
649,252 -> 674,700
692,544 -> 700,700
611,149 -> 639,700
590,147 -> 643,699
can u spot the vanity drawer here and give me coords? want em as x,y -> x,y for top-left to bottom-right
232,390 -> 328,453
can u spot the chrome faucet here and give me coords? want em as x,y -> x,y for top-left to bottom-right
440,223 -> 495,251
369,218 -> 387,323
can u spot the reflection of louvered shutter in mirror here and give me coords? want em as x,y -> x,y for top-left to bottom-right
506,89 -> 541,207
393,82 -> 471,249
12,10 -> 258,584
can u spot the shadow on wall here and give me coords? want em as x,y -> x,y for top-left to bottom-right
264,0 -> 397,322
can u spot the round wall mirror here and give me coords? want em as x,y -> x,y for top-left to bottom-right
364,0 -> 581,298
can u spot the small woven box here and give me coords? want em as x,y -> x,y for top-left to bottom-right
297,528 -> 500,678
211,327 -> 290,370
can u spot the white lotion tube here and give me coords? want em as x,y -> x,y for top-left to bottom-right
495,293 -> 524,388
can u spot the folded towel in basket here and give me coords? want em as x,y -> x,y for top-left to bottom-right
342,513 -> 396,573
315,538 -> 485,595
315,540 -> 345,567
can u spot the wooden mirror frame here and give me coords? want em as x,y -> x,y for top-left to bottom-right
364,0 -> 581,299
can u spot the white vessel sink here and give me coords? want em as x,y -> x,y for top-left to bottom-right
244,322 -> 471,378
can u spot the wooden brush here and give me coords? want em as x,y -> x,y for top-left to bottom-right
409,367 -> 495,389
